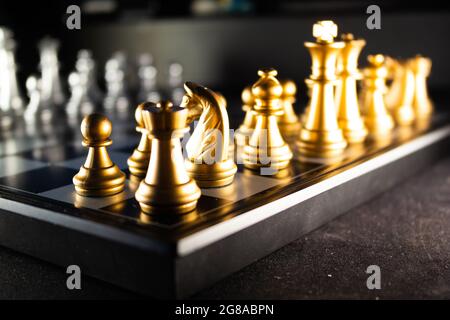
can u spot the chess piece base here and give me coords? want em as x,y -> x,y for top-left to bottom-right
185,158 -> 237,188
73,165 -> 126,197
243,143 -> 292,170
279,121 -> 301,144
136,179 -> 201,215
394,105 -> 415,126
234,127 -> 253,147
297,128 -> 347,158
339,119 -> 368,144
365,116 -> 394,138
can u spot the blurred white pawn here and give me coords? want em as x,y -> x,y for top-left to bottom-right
66,72 -> 96,119
137,53 -> 160,103
168,62 -> 184,105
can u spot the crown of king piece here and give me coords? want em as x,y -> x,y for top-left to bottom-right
313,20 -> 337,43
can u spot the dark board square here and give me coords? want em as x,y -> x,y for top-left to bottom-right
101,197 -> 142,218
113,145 -> 137,154
0,165 -> 78,194
100,194 -> 232,228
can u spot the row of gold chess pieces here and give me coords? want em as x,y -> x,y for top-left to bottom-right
71,20 -> 433,216
236,21 -> 433,166
72,81 -> 238,215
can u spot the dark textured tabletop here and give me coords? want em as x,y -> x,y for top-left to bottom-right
1,154 -> 449,300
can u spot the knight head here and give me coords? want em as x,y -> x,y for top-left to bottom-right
181,82 -> 200,108
181,81 -> 225,124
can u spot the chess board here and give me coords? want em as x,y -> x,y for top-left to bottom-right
0,111 -> 449,298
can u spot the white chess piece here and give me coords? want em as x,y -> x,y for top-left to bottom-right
0,28 -> 24,125
38,37 -> 66,107
168,62 -> 184,105
75,50 -> 103,103
7,40 -> 25,116
104,53 -> 130,113
66,50 -> 102,119
137,53 -> 160,103
24,75 -> 43,122
67,72 -> 96,118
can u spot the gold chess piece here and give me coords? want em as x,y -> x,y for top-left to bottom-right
135,101 -> 201,215
297,20 -> 347,158
214,90 -> 236,157
181,81 -> 237,188
411,55 -> 433,119
235,86 -> 256,147
391,59 -> 416,126
335,33 -> 368,143
127,103 -> 152,179
384,56 -> 402,110
278,80 -> 301,142
73,113 -> 126,197
362,54 -> 395,139
300,81 -> 313,125
243,68 -> 292,170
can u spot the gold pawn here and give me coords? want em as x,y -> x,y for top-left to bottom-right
411,55 -> 433,119
127,103 -> 152,179
384,56 -> 402,111
135,101 -> 201,215
235,86 -> 256,147
243,68 -> 292,170
362,54 -> 395,140
278,80 -> 301,143
297,20 -> 347,158
73,114 -> 126,197
391,59 -> 416,126
335,33 -> 368,143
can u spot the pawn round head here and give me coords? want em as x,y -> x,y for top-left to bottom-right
281,80 -> 297,98
26,76 -> 40,92
81,113 -> 112,143
367,54 -> 385,67
341,33 -> 354,42
241,86 -> 254,105
68,72 -> 80,87
252,68 -> 283,101
134,103 -> 147,127
410,55 -> 432,75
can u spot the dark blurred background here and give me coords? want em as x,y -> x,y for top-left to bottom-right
0,0 -> 449,104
